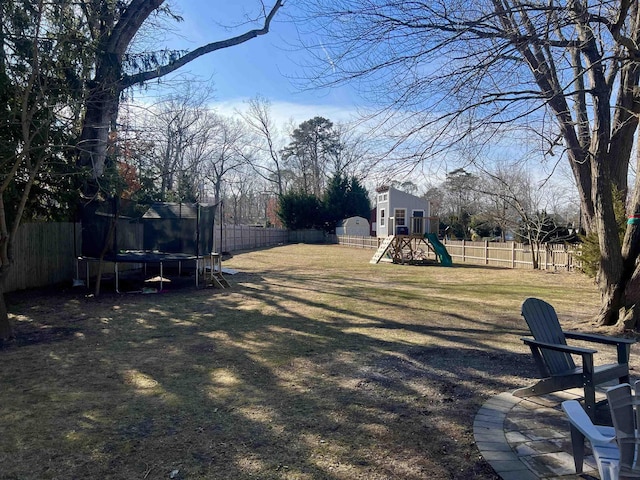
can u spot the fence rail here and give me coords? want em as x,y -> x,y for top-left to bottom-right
332,235 -> 379,249
335,235 -> 580,271
441,239 -> 580,271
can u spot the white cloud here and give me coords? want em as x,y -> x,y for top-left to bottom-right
209,98 -> 360,127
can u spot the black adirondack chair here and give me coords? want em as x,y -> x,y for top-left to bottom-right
514,297 -> 635,419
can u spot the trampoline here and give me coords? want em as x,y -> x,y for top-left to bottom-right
78,201 -> 219,293
77,251 -> 205,293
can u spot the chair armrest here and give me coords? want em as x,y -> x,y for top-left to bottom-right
521,337 -> 597,355
564,331 -> 636,346
561,400 -> 616,445
564,331 -> 634,364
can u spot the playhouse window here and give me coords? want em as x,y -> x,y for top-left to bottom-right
378,193 -> 388,202
380,209 -> 385,227
395,209 -> 406,226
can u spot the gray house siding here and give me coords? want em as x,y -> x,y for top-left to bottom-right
375,187 -> 431,238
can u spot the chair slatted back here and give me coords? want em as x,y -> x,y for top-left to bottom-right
606,382 -> 640,478
521,298 -> 576,374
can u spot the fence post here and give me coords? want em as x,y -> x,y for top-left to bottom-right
511,242 -> 516,268
485,240 -> 489,265
544,246 -> 548,271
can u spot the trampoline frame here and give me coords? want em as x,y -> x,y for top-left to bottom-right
77,251 -> 205,293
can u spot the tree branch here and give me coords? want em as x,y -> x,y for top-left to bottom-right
122,0 -> 284,88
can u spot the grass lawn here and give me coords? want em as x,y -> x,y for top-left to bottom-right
1,243 -> 632,479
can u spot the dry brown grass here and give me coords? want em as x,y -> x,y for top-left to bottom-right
1,244 -> 633,480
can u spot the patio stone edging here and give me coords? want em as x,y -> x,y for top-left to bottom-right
474,392 -> 539,480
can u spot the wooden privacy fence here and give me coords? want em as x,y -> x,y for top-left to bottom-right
5,223 -> 293,293
5,224 -> 580,293
218,225 -> 288,252
334,235 -> 581,271
4,222 -> 81,293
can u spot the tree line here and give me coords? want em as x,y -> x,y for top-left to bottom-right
115,90 -> 373,228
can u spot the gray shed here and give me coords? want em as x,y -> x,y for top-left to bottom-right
336,216 -> 371,236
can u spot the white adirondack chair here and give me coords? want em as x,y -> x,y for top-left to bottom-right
607,382 -> 640,479
562,400 -> 618,478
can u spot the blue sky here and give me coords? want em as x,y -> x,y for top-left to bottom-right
143,1 -> 360,124
136,1 -> 579,197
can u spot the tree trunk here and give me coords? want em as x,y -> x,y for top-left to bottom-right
77,67 -> 121,187
615,149 -> 640,329
592,156 -> 626,325
617,264 -> 640,330
94,197 -> 120,296
529,239 -> 539,270
0,198 -> 13,340
77,94 -> 117,180
76,0 -> 283,182
0,281 -> 12,341
595,125 -> 640,326
76,0 -> 163,182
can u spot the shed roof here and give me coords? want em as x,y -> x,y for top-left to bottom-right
337,215 -> 369,227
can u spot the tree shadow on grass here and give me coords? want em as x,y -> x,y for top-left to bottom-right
2,251 -> 600,480
5,324 -> 82,348
0,287 -> 513,479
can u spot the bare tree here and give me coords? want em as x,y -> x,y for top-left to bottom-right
225,166 -> 260,225
332,123 -> 377,180
75,0 -> 284,187
203,115 -> 250,209
300,1 -> 640,327
151,94 -> 207,201
282,116 -> 342,196
441,168 -> 482,238
240,98 -> 377,198
239,96 -> 287,196
120,84 -> 219,204
423,184 -> 445,219
477,164 -> 561,266
478,163 -> 531,242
